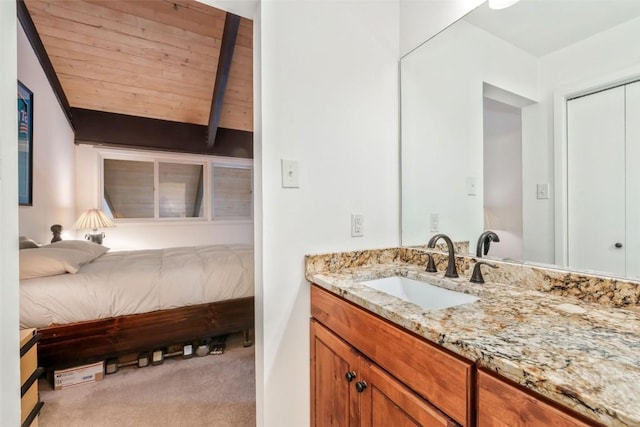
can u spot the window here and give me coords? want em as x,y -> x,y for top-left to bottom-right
212,165 -> 252,219
101,151 -> 251,222
104,159 -> 154,218
159,162 -> 204,218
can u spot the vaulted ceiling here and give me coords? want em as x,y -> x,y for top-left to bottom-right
20,0 -> 253,155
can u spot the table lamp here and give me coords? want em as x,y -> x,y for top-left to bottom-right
73,208 -> 115,245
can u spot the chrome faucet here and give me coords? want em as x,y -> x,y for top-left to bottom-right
476,230 -> 500,258
427,234 -> 458,278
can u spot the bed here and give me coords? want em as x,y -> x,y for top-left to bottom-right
19,239 -> 254,371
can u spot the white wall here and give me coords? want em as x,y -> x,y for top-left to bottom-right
401,20 -> 538,248
74,145 -> 253,250
259,1 -> 399,425
483,97 -> 522,259
540,15 -> 640,93
17,25 -> 76,245
0,2 -> 20,425
399,0 -> 484,57
74,220 -> 253,251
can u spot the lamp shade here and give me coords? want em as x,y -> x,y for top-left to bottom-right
73,209 -> 115,230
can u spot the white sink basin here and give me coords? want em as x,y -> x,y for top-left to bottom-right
361,276 -> 478,311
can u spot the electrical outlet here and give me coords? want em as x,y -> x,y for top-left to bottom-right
351,213 -> 364,237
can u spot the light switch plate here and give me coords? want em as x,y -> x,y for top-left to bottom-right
537,183 -> 550,199
466,176 -> 477,196
281,159 -> 299,188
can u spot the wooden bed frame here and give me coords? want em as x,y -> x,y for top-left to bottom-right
38,297 -> 254,371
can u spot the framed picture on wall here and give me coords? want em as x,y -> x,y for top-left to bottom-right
18,81 -> 33,206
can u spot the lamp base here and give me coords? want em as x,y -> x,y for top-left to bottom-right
50,224 -> 63,243
85,233 -> 104,245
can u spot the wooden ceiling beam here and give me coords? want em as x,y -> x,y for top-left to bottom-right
207,12 -> 241,148
72,108 -> 253,158
17,0 -> 73,128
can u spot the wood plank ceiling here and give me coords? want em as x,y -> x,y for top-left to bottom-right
23,0 -> 253,132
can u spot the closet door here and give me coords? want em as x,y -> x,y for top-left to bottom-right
567,86 -> 626,276
626,81 -> 640,279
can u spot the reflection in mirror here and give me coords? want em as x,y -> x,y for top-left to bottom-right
400,0 -> 640,280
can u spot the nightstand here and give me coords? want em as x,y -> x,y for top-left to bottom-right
20,329 -> 43,427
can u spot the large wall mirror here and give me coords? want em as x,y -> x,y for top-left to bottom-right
400,0 -> 640,280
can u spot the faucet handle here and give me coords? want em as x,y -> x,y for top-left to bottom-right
425,253 -> 437,273
470,261 -> 498,284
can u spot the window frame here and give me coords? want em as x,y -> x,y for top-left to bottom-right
98,148 -> 253,224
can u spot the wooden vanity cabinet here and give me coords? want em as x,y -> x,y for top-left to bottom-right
311,285 -> 472,426
311,285 -> 605,427
311,320 -> 457,427
477,370 -> 599,427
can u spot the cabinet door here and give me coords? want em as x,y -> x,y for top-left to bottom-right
359,359 -> 458,427
311,320 -> 360,426
477,370 -> 594,427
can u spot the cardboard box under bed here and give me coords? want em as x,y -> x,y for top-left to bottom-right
51,361 -> 104,390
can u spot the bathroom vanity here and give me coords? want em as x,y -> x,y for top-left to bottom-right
307,248 -> 640,427
311,285 -> 472,426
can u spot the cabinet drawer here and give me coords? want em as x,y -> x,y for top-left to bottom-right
21,344 -> 37,386
311,285 -> 473,427
21,382 -> 38,426
477,370 -> 597,427
20,329 -> 36,349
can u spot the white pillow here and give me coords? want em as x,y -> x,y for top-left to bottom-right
19,248 -> 97,280
44,240 -> 109,258
19,236 -> 40,250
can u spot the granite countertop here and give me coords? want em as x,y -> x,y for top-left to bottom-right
307,260 -> 640,427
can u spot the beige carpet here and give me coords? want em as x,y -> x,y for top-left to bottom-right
38,333 -> 256,427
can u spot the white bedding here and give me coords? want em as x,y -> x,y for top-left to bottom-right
20,244 -> 254,329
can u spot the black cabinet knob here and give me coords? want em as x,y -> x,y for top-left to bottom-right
345,371 -> 356,383
615,242 -> 623,248
355,381 -> 367,393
